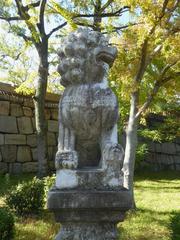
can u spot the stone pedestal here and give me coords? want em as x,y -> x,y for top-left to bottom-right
48,188 -> 131,240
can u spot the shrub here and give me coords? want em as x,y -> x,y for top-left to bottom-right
6,177 -> 45,216
0,207 -> 15,240
43,174 -> 56,208
43,174 -> 56,195
135,143 -> 148,170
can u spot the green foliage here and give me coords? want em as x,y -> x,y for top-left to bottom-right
5,177 -> 45,216
135,143 -> 148,170
110,0 -> 179,113
43,174 -> 56,198
50,0 -> 77,29
0,207 -> 15,240
139,129 -> 164,142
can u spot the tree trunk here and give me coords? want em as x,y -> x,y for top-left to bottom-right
93,0 -> 102,31
122,92 -> 139,208
34,39 -> 49,177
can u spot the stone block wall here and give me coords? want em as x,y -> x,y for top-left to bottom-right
0,83 -> 60,174
121,132 -> 180,171
144,139 -> 180,171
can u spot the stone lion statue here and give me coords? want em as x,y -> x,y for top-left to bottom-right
55,28 -> 124,189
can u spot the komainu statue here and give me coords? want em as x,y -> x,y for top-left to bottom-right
55,28 -> 124,189
48,28 -> 131,240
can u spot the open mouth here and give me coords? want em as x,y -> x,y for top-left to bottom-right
96,47 -> 117,67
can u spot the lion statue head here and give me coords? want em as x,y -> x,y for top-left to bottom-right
57,28 -> 117,87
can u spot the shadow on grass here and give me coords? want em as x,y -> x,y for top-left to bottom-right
118,208 -> 180,240
170,211 -> 180,240
135,170 -> 180,181
135,185 -> 180,190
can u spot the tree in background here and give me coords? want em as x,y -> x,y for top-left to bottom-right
110,0 -> 179,206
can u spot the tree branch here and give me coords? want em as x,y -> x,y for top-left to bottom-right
0,1 -> 41,22
101,0 -> 113,12
15,0 -> 30,20
134,39 -> 149,82
47,6 -> 130,37
23,1 -> 41,11
17,32 -> 33,42
102,24 -> 132,34
161,0 -> 169,18
0,16 -> 22,21
74,7 -> 129,18
135,62 -> 179,119
38,0 -> 47,36
47,21 -> 67,38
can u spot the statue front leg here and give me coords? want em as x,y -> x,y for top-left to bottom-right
55,119 -> 78,170
100,124 -> 124,188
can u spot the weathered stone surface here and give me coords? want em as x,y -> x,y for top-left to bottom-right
17,146 -> 32,162
27,134 -> 37,147
174,155 -> 180,164
161,142 -> 177,155
5,134 -> 26,145
48,161 -> 55,171
148,142 -> 155,152
0,116 -> 18,133
45,109 -> 51,120
174,137 -> 180,144
0,101 -> 10,115
155,143 -> 162,153
48,189 -> 131,240
17,117 -> 33,134
32,118 -> 36,131
0,134 -> 4,145
23,99 -> 34,108
51,108 -> 58,120
0,151 -> 2,162
57,223 -> 118,240
48,146 -> 57,161
54,29 -> 124,188
175,164 -> 180,170
48,28 -> 130,240
48,120 -> 58,133
47,132 -> 56,146
23,107 -> 33,117
22,162 -> 38,173
175,144 -> 180,154
10,103 -> 23,116
9,163 -> 22,174
0,162 -> 8,174
1,145 -> 17,162
31,148 -> 37,161
48,147 -> 53,161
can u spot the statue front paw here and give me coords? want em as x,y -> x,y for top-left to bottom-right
55,151 -> 78,170
103,143 -> 124,162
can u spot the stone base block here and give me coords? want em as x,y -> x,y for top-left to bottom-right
56,223 -> 118,240
48,188 -> 131,240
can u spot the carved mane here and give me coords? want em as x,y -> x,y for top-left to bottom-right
57,28 -> 116,86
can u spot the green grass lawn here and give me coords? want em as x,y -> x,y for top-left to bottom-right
0,171 -> 180,240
